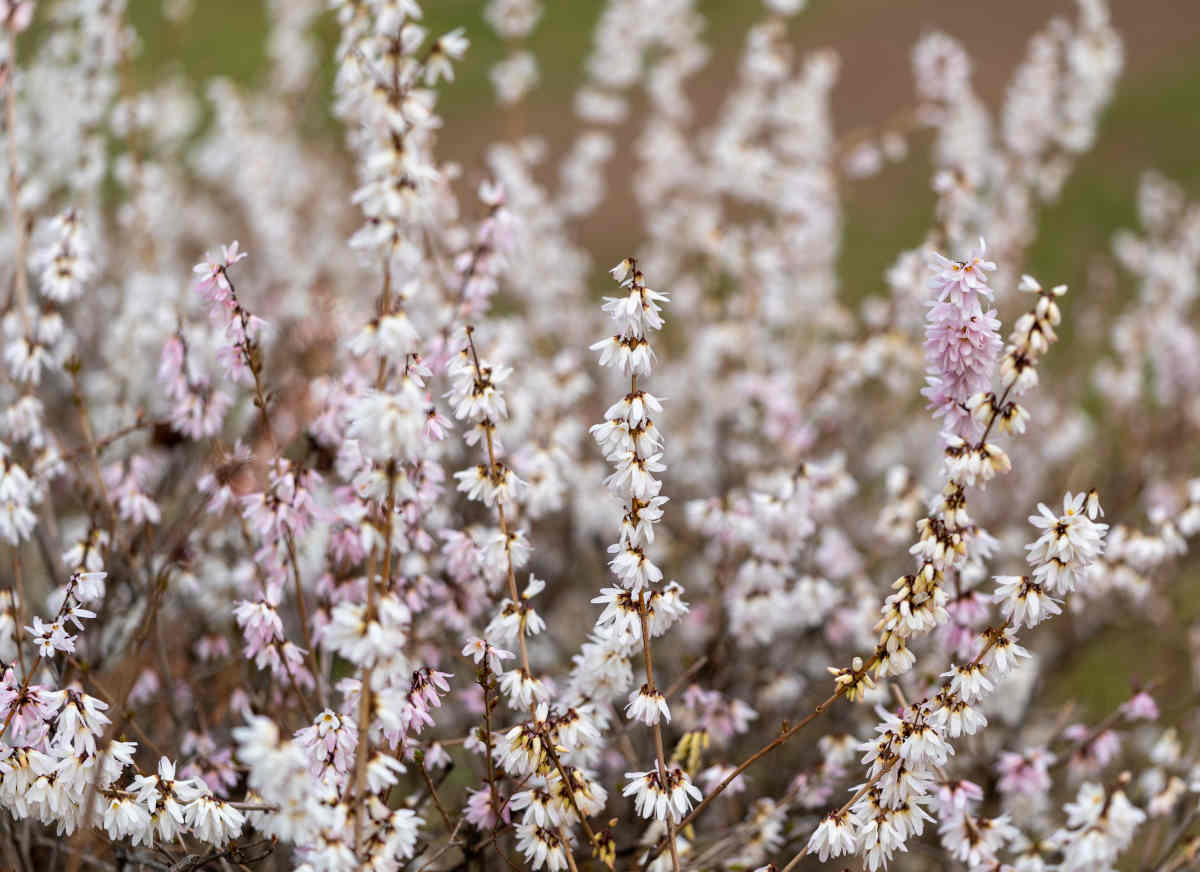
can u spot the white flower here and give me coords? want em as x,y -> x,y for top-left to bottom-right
620,495 -> 669,548
899,721 -> 952,767
982,627 -> 1031,675
511,784 -> 563,829
625,685 -> 670,725
609,258 -> 634,283
605,390 -> 663,428
939,813 -> 1016,867
553,706 -> 602,753
385,808 -> 422,859
499,669 -> 550,709
491,51 -> 540,104
856,798 -> 905,871
446,354 -> 511,423
0,453 -> 38,545
622,767 -> 701,823
927,697 -> 987,737
456,462 -> 526,508
592,587 -> 642,638
1106,789 -> 1146,844
347,383 -> 432,464
348,310 -> 420,360
515,822 -> 570,871
1025,491 -> 1109,594
498,714 -> 550,777
601,284 -> 669,339
486,598 -> 545,646
321,595 -> 411,667
993,575 -> 1062,629
1064,782 -> 1106,828
807,811 -> 858,861
942,662 -> 993,704
26,616 -> 75,657
608,544 -> 663,590
462,637 -> 514,674
426,28 -> 469,84
590,335 -> 655,376
102,796 -> 152,841
32,210 -> 96,303
73,570 -> 107,602
184,796 -> 245,846
648,582 -> 689,636
295,709 -> 358,777
603,450 -> 665,501
366,753 -> 407,793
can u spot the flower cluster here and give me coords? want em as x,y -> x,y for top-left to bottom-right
0,572 -> 247,849
921,239 -> 1003,442
807,496 -> 1109,870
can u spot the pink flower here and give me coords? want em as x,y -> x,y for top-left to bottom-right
193,248 -> 239,313
462,637 -> 513,674
410,668 -> 453,711
233,592 -> 284,655
935,779 -> 983,816
1121,690 -> 1159,721
927,240 -> 997,306
1065,724 -> 1122,772
0,669 -> 65,745
996,749 -> 1054,795
921,266 -> 1003,441
296,710 -> 358,777
1,2 -> 34,33
465,787 -> 510,830
159,334 -> 187,398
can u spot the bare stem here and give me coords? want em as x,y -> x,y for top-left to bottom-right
638,601 -> 680,872
353,464 -> 395,853
221,265 -> 324,706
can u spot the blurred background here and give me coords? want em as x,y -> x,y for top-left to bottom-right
124,0 -> 1200,304
120,0 -> 1200,720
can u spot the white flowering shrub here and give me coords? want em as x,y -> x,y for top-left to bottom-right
0,0 -> 1198,870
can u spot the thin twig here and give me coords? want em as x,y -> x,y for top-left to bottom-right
638,601 -> 680,872
663,655 -> 707,701
419,757 -> 456,835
